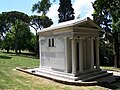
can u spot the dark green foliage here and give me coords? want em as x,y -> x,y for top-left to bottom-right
0,11 -> 32,54
1,11 -> 30,54
2,11 -> 30,24
92,0 -> 112,33
32,0 -> 51,15
1,22 -> 33,53
58,0 -> 74,23
27,34 -> 36,52
40,15 -> 53,28
13,22 -> 33,53
92,0 -> 120,67
99,40 -> 114,66
1,32 -> 14,53
30,15 -> 53,31
0,14 -> 10,37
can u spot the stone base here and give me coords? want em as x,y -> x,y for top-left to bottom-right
16,67 -> 113,85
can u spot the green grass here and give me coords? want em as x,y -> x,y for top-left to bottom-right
0,50 -> 39,90
101,66 -> 120,72
0,50 -> 110,90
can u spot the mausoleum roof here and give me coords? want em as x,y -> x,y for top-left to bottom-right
38,17 -> 102,37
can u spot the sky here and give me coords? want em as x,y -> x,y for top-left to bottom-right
0,0 -> 95,25
47,0 -> 95,24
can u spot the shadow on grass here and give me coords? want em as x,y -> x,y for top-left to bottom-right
18,53 -> 39,59
97,76 -> 120,90
0,55 -> 12,59
1,51 -> 15,55
1,51 -> 38,59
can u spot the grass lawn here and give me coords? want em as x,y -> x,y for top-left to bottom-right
101,66 -> 120,72
0,50 -> 110,90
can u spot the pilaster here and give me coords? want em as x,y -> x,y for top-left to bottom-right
39,38 -> 42,68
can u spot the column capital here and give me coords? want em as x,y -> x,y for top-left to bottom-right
69,36 -> 76,40
64,36 -> 69,39
70,36 -> 85,40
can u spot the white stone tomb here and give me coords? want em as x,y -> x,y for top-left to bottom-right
37,17 -> 110,82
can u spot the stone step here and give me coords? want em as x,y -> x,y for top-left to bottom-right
34,68 -> 112,81
35,69 -> 77,80
75,70 -> 109,81
38,68 -> 74,76
16,67 -> 113,85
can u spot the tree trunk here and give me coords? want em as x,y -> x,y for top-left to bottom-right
6,47 -> 10,53
114,31 -> 119,68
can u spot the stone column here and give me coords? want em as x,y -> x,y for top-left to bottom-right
90,38 -> 94,69
83,39 -> 86,70
39,38 -> 42,68
71,38 -> 77,74
64,37 -> 71,73
79,38 -> 83,73
86,39 -> 90,68
95,38 -> 100,69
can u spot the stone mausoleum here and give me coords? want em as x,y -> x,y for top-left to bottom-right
36,17 -> 111,82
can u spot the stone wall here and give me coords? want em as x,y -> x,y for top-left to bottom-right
41,37 -> 65,72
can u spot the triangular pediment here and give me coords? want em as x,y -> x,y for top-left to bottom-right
74,18 -> 102,30
77,22 -> 99,29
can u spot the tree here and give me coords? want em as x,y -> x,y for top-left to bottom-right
13,21 -> 32,53
32,0 -> 74,23
27,33 -> 36,53
30,15 -> 53,56
32,0 -> 51,15
1,32 -> 14,53
58,0 -> 75,23
2,21 -> 33,53
2,11 -> 30,54
92,0 -> 120,68
0,14 -> 10,38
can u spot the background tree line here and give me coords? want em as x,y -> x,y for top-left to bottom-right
0,11 -> 53,56
0,0 -> 74,56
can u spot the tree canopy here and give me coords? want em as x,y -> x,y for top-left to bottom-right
92,0 -> 120,67
30,15 -> 53,32
32,0 -> 75,23
32,0 -> 51,15
1,11 -> 30,54
58,0 -> 75,23
2,21 -> 33,53
0,14 -> 10,37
